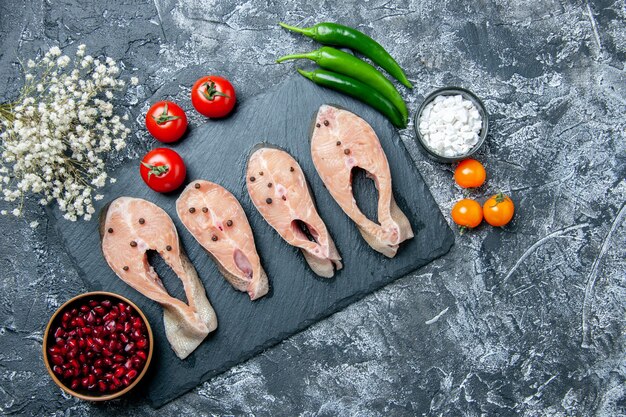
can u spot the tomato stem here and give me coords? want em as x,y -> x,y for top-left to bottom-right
459,226 -> 468,235
152,103 -> 180,125
492,192 -> 507,207
141,162 -> 169,180
202,81 -> 230,101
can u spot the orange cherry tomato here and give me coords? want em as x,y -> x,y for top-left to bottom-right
454,159 -> 486,188
483,193 -> 515,226
451,199 -> 483,231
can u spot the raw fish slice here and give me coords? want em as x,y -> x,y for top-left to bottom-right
246,146 -> 342,277
100,197 -> 217,359
176,180 -> 269,300
310,104 -> 413,257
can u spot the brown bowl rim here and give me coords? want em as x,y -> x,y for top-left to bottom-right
42,291 -> 154,401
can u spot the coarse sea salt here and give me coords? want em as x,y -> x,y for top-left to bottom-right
418,94 -> 482,158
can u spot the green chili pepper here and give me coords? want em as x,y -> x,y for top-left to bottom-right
279,22 -> 413,89
297,68 -> 406,128
276,46 -> 408,123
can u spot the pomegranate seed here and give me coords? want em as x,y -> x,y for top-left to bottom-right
70,379 -> 80,390
85,350 -> 95,360
98,380 -> 107,392
116,322 -> 124,332
125,342 -> 135,353
136,350 -> 147,361
136,338 -> 148,349
94,358 -> 104,368
122,377 -> 131,386
114,367 -> 125,378
113,354 -> 125,363
95,317 -> 102,325
86,337 -> 95,348
132,317 -> 142,329
75,317 -> 85,327
131,329 -> 142,340
50,354 -> 64,365
104,372 -> 114,381
103,358 -> 113,367
78,353 -> 87,364
89,299 -> 98,307
66,349 -> 77,360
78,338 -> 86,349
52,365 -> 63,375
126,369 -> 138,380
123,322 -> 132,333
93,306 -> 105,316
124,359 -> 133,369
69,359 -> 79,369
80,305 -> 90,313
55,337 -> 64,346
86,311 -> 96,324
119,333 -> 129,344
93,337 -> 104,346
105,320 -> 116,332
48,346 -> 61,355
62,311 -> 71,322
88,374 -> 96,385
81,364 -> 89,376
63,369 -> 74,380
112,376 -> 121,386
102,348 -> 113,357
82,326 -> 92,335
54,327 -> 65,338
93,367 -> 103,376
131,357 -> 143,368
92,344 -> 102,353
101,300 -> 111,309
69,318 -> 77,327
109,383 -> 118,391
67,338 -> 77,349
70,308 -> 78,316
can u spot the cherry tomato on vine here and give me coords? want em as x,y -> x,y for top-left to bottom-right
483,193 -> 515,227
145,101 -> 188,143
191,75 -> 236,118
454,159 -> 486,188
140,148 -> 186,193
451,199 -> 483,232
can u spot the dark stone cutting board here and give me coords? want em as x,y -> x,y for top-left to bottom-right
51,76 -> 454,407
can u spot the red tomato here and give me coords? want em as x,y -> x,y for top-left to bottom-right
140,148 -> 186,193
191,75 -> 236,118
145,101 -> 188,143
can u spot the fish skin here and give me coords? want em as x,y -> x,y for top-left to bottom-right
310,104 -> 414,257
176,180 -> 269,300
246,146 -> 342,278
100,197 -> 217,359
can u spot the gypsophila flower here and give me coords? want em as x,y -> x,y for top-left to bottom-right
0,46 -> 131,221
29,220 -> 39,229
130,76 -> 139,86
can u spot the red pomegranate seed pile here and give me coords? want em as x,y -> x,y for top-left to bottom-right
48,298 -> 149,394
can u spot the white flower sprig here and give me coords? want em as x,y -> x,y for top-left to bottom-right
0,45 -> 138,223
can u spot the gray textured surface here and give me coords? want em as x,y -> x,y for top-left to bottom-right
54,75 -> 453,407
0,0 -> 624,415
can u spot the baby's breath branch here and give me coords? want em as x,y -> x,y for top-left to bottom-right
0,44 -> 133,223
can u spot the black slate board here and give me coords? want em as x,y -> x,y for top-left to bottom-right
51,76 -> 454,407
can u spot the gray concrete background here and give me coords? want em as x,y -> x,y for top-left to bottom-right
0,0 -> 624,415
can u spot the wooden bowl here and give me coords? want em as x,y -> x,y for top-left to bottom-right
43,291 -> 153,401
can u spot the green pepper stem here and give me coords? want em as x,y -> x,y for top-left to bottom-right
275,51 -> 316,63
296,68 -> 314,81
278,22 -> 313,36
